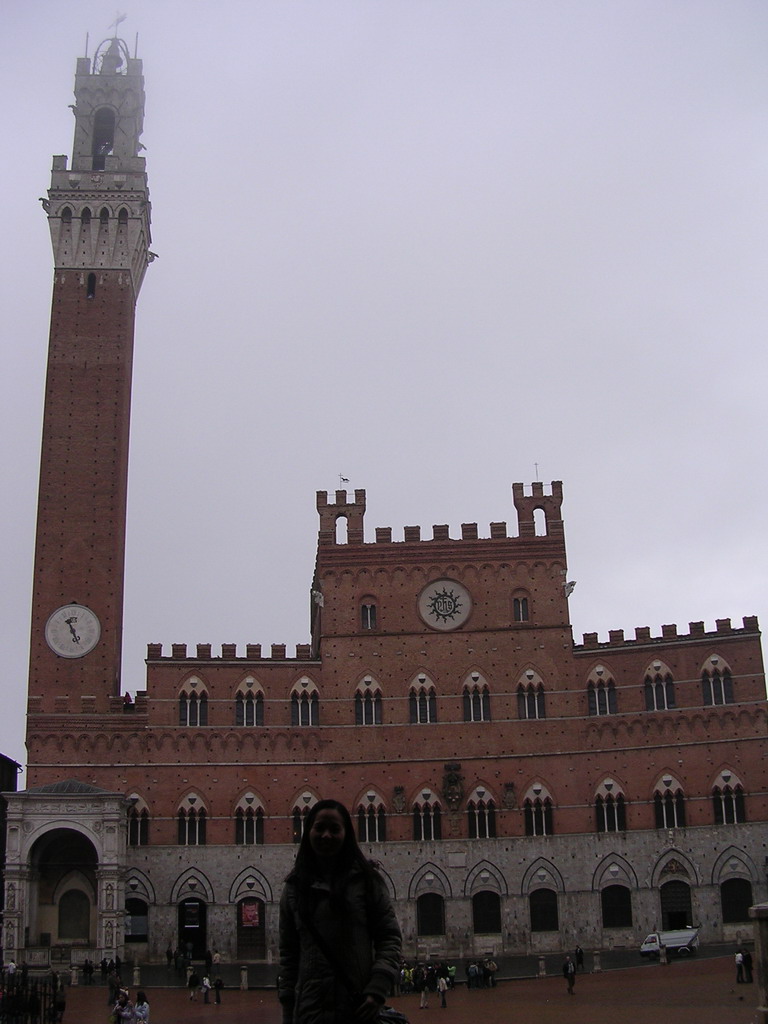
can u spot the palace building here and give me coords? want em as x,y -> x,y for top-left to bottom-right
4,36 -> 766,970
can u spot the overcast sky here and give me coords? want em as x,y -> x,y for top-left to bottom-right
1,1 -> 766,778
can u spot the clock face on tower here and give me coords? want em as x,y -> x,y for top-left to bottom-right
45,604 -> 101,658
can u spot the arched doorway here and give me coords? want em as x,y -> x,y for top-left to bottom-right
660,880 -> 692,929
236,897 -> 266,960
178,899 -> 207,959
29,828 -> 97,949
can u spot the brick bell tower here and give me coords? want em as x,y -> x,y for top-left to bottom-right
27,36 -> 152,737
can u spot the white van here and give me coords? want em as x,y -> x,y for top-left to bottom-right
640,928 -> 700,958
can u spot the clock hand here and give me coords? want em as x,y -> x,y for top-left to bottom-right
65,617 -> 81,644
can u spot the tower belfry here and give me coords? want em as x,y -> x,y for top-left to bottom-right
27,34 -> 152,729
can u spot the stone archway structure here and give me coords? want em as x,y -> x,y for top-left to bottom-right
3,780 -> 129,965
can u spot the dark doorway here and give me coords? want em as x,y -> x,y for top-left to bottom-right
178,899 -> 207,959
660,880 -> 692,929
236,898 -> 266,960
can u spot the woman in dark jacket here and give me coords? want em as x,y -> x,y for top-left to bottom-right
279,799 -> 402,1024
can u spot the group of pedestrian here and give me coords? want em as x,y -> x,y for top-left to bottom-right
109,987 -> 150,1022
187,967 -> 224,1004
735,947 -> 754,983
465,958 -> 498,988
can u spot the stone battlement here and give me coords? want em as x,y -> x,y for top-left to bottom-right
575,616 -> 760,651
146,642 -> 315,662
317,481 -> 564,545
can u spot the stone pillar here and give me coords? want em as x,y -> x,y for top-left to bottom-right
537,956 -> 546,977
592,950 -> 602,973
240,966 -> 249,990
133,964 -> 140,987
749,902 -> 768,1024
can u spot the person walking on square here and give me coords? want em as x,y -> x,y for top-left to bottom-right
575,944 -> 584,971
437,974 -> 448,1008
735,949 -> 744,983
563,955 -> 576,995
278,799 -> 402,1024
743,949 -> 753,983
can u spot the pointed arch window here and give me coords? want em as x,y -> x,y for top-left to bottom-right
99,206 -> 109,225
291,680 -> 319,726
118,207 -> 128,225
127,798 -> 149,846
235,795 -> 265,845
357,797 -> 386,843
524,785 -> 553,836
517,680 -> 546,720
587,671 -> 617,716
702,667 -> 734,706
712,777 -> 746,825
355,677 -> 382,725
179,680 -> 208,726
595,793 -> 626,833
291,796 -> 315,843
61,207 -> 72,224
177,796 -> 206,845
235,679 -> 264,726
513,596 -> 530,622
654,780 -> 686,829
409,677 -> 437,724
413,795 -> 442,841
467,790 -> 496,839
644,667 -> 675,711
463,674 -> 491,722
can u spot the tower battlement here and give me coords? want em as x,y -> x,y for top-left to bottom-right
316,481 -> 565,547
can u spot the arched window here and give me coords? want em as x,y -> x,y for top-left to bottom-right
118,207 -> 128,225
409,677 -> 437,724
654,779 -> 686,829
291,796 -> 315,843
601,885 -> 632,928
513,596 -> 530,622
86,272 -> 96,299
357,800 -> 386,843
463,675 -> 491,722
235,680 -> 264,726
61,206 -> 72,224
177,799 -> 206,845
595,792 -> 626,833
529,888 -> 558,932
587,674 -> 617,716
128,800 -> 149,846
81,207 -> 91,225
713,783 -> 746,825
416,893 -> 445,936
355,677 -> 382,725
235,799 -> 264,845
467,790 -> 496,838
179,680 -> 208,726
644,665 -> 675,711
92,107 -> 116,170
524,796 -> 553,836
517,682 -> 545,720
291,680 -> 319,726
413,796 -> 442,841
721,878 -> 754,923
99,206 -> 109,225
361,602 -> 377,630
472,891 -> 501,934
702,668 -> 734,706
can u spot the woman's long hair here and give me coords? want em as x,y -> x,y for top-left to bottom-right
287,799 -> 379,910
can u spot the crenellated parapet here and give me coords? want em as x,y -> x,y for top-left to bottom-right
146,642 -> 316,662
575,615 -> 760,651
316,481 -> 565,547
